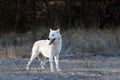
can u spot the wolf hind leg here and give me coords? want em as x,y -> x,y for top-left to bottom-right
38,54 -> 47,69
26,52 -> 39,71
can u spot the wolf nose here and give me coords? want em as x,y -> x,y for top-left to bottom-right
48,38 -> 50,40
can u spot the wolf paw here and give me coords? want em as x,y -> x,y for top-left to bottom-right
41,66 -> 45,69
50,69 -> 55,72
26,67 -> 29,71
57,68 -> 62,72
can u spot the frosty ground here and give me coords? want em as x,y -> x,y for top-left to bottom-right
0,56 -> 120,80
0,28 -> 120,80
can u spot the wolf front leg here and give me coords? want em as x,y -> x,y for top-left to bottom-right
54,55 -> 61,71
49,56 -> 54,72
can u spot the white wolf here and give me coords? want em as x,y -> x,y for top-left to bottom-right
26,28 -> 62,72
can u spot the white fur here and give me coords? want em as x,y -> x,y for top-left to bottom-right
26,29 -> 62,72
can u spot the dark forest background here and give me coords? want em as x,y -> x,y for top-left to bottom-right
0,0 -> 120,33
0,0 -> 120,58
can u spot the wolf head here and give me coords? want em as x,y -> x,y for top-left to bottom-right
48,28 -> 61,45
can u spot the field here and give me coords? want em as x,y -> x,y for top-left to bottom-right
0,57 -> 120,80
0,28 -> 120,80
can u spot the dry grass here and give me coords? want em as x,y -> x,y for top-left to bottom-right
62,28 -> 120,57
0,28 -> 120,58
0,28 -> 120,80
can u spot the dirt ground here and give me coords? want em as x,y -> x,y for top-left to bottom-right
0,57 -> 120,80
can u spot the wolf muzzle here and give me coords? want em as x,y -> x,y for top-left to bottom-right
49,38 -> 56,45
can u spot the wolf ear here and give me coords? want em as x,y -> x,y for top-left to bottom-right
57,28 -> 60,33
50,28 -> 52,32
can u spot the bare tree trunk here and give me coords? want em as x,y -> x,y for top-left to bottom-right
44,0 -> 54,27
32,0 -> 37,40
